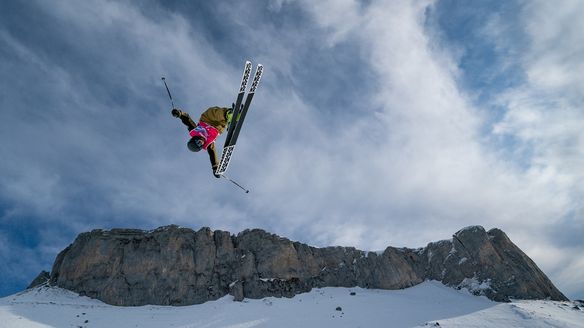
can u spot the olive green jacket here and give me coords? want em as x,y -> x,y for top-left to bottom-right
177,106 -> 230,171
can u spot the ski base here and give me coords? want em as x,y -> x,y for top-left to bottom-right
215,145 -> 235,175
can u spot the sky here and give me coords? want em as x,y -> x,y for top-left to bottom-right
0,0 -> 583,300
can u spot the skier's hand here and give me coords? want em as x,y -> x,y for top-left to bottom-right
214,173 -> 221,179
171,108 -> 180,117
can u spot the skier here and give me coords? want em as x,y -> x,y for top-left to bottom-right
171,106 -> 233,178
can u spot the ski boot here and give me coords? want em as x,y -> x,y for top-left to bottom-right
225,104 -> 234,125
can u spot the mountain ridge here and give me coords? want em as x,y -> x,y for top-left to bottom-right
40,224 -> 567,306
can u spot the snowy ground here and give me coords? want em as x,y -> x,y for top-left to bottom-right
0,281 -> 582,328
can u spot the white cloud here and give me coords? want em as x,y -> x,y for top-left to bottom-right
485,0 -> 584,298
296,0 -> 362,46
556,255 -> 584,299
252,0 -> 584,297
262,0 -> 564,241
523,1 -> 584,96
1,0 -> 583,299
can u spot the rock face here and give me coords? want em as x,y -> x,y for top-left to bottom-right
27,270 -> 50,289
48,225 -> 567,306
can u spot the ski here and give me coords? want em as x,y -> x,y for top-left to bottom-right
215,145 -> 235,175
223,61 -> 252,148
216,63 -> 263,176
229,64 -> 263,146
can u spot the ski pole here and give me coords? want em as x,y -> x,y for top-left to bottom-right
221,174 -> 250,193
161,77 -> 175,109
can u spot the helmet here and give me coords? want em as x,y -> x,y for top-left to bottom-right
187,136 -> 205,152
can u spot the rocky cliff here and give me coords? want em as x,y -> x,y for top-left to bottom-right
47,225 -> 567,306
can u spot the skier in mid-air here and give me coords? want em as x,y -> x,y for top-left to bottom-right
171,106 -> 232,178
163,61 -> 262,190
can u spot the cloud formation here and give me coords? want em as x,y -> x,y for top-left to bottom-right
0,0 -> 582,299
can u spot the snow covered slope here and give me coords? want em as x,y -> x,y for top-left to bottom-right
0,281 -> 582,328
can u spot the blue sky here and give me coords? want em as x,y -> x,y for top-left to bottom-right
1,0 -> 583,300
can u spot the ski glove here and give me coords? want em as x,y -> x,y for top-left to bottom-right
212,165 -> 220,179
171,108 -> 180,117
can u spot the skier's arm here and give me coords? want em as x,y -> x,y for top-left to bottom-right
172,109 -> 197,131
207,142 -> 220,178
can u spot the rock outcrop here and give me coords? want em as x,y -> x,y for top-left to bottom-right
47,225 -> 567,306
27,270 -> 50,289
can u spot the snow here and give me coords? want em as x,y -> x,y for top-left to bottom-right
363,250 -> 385,257
458,276 -> 493,296
1,281 -> 582,328
457,226 -> 485,234
419,301 -> 584,328
258,278 -> 284,282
